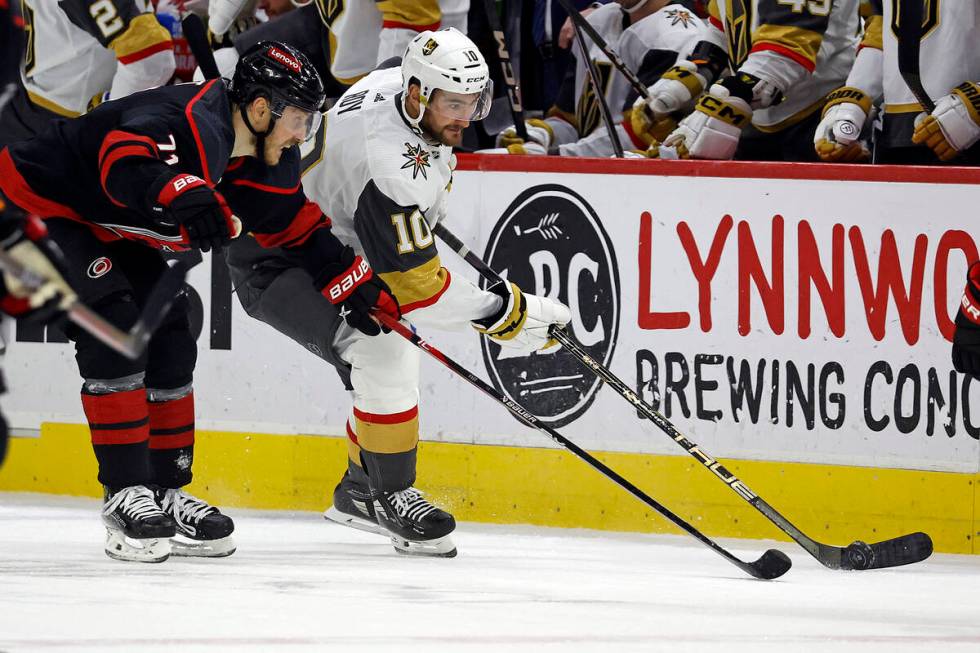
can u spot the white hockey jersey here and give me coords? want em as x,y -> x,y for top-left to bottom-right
704,0 -> 860,129
19,0 -> 174,117
875,0 -> 980,147
546,2 -> 707,156
301,67 -> 500,328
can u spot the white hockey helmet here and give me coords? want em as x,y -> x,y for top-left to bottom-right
401,27 -> 494,131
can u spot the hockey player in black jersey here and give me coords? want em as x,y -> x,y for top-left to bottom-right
0,41 -> 400,562
953,262 -> 980,382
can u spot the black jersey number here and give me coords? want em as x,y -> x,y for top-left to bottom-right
889,0 -> 940,41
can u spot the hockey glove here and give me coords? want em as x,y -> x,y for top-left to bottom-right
645,60 -> 706,117
952,261 -> 980,380
912,81 -> 980,161
495,119 -> 554,155
154,173 -> 241,252
473,282 -> 572,354
0,212 -> 76,322
316,245 -> 401,337
627,96 -> 677,148
664,83 -> 751,159
813,87 -> 873,163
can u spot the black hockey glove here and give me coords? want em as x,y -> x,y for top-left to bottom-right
154,173 -> 239,253
952,261 -> 980,379
315,246 -> 401,337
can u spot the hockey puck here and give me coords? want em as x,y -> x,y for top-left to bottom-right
842,540 -> 874,570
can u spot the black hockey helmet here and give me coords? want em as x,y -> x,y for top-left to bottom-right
231,40 -> 325,138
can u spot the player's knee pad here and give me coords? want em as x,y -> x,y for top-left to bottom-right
69,292 -> 145,381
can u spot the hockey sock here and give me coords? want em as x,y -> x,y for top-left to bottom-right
352,405 -> 419,493
147,389 -> 195,488
81,387 -> 151,489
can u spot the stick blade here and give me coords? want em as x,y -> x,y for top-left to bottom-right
840,532 -> 933,570
747,549 -> 792,580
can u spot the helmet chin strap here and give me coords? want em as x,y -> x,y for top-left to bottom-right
401,90 -> 442,145
239,101 -> 276,162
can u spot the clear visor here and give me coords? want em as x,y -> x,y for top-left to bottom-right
274,104 -> 323,142
423,80 -> 495,122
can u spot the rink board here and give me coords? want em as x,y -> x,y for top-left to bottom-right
1,157 -> 978,552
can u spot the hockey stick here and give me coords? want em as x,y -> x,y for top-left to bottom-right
896,0 -> 935,113
0,251 -> 187,359
182,12 -> 221,80
433,222 -> 934,571
555,0 -> 651,102
557,0 -> 624,157
480,0 -> 528,140
374,310 -> 791,580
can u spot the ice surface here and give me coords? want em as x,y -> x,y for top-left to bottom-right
1,493 -> 979,652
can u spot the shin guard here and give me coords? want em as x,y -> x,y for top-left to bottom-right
147,387 -> 195,488
81,387 -> 150,489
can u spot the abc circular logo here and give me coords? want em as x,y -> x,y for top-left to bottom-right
481,184 -> 620,427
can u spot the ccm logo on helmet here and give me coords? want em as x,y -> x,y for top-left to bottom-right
267,46 -> 301,73
326,258 -> 371,301
87,257 -> 112,279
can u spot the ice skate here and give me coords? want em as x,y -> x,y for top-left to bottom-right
156,488 -> 236,557
102,485 -> 176,563
323,471 -> 384,535
374,487 -> 457,558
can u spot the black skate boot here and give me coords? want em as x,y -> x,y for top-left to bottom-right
156,488 -> 236,557
323,470 -> 383,535
374,487 -> 457,558
102,485 -> 176,563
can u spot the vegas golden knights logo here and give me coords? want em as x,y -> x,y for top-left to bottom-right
724,0 -> 752,67
422,38 -> 439,56
314,0 -> 344,26
575,61 -> 614,138
890,0 -> 940,40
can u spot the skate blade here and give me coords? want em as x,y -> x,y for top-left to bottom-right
170,534 -> 236,558
390,534 -> 457,558
323,506 -> 385,536
104,529 -> 171,563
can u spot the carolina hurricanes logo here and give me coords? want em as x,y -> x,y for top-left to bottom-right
87,257 -> 112,279
400,142 -> 430,180
267,46 -> 301,72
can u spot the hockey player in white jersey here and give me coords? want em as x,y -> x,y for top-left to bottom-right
490,0 -> 708,157
225,28 -> 571,557
0,0 -> 175,147
206,0 -> 464,87
644,0 -> 860,160
813,0 -> 980,164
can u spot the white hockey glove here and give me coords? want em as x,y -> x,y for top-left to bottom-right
645,60 -> 706,117
208,0 -> 255,38
0,214 -> 76,318
912,81 -> 980,161
495,118 -> 554,155
474,282 -> 571,354
664,82 -> 752,160
813,87 -> 873,163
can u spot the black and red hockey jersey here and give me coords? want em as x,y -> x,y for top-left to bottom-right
0,78 -> 341,265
